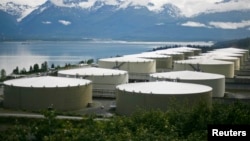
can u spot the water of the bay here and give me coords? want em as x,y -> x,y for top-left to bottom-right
0,40 -> 213,74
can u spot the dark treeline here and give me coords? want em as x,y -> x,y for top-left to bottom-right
0,101 -> 250,141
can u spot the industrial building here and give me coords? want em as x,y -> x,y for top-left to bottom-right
150,70 -> 225,97
58,67 -> 128,97
174,59 -> 235,78
3,76 -> 92,111
98,56 -> 156,81
116,81 -> 212,116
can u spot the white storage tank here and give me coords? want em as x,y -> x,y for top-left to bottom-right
214,47 -> 249,61
116,81 -> 212,116
205,52 -> 244,67
154,50 -> 185,61
167,48 -> 195,59
209,49 -> 246,65
124,52 -> 173,72
98,57 -> 156,81
3,76 -> 92,111
174,59 -> 234,78
179,47 -> 202,56
58,67 -> 128,97
150,70 -> 225,97
189,55 -> 240,70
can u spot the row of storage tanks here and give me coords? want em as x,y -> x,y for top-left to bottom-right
3,47 -> 249,115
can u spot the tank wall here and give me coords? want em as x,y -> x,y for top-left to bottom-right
90,74 -> 128,90
194,50 -> 201,56
173,63 -> 234,78
183,51 -> 194,59
3,84 -> 92,111
58,72 -> 128,90
171,54 -> 185,61
214,58 -> 240,70
155,57 -> 173,71
182,79 -> 225,97
116,90 -> 212,116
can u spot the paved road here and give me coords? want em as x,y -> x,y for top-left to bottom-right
0,113 -> 83,120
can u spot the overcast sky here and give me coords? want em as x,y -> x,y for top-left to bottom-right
1,0 -> 250,17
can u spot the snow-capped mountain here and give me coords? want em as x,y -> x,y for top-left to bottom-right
0,0 -> 250,41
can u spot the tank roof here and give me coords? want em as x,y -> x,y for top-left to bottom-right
116,81 -> 212,95
154,50 -> 184,55
214,47 -> 248,52
175,59 -> 233,65
150,70 -> 225,80
167,48 -> 194,53
124,52 -> 171,58
58,67 -> 127,76
98,56 -> 154,62
204,52 -> 243,57
4,76 -> 91,88
190,55 -> 238,60
177,46 -> 201,51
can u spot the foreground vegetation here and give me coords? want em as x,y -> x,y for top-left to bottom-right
0,101 -> 249,141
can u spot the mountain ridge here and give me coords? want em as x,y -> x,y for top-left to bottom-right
0,0 -> 250,41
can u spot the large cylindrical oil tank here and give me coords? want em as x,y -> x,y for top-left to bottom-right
204,52 -> 243,68
189,55 -> 240,70
209,50 -> 246,65
167,48 -> 195,59
98,57 -> 156,81
116,81 -> 212,116
58,67 -> 128,97
154,50 -> 185,61
124,52 -> 173,72
179,47 -> 202,56
174,59 -> 234,78
150,70 -> 225,97
3,76 -> 92,111
214,47 -> 249,61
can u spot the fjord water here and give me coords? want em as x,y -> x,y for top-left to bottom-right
0,40 -> 213,74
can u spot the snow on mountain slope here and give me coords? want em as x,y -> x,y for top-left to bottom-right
1,0 -> 250,22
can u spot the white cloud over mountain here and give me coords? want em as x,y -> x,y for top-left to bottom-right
58,20 -> 71,25
181,21 -> 208,28
209,20 -> 250,29
181,20 -> 250,30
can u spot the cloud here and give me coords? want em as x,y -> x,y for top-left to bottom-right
1,0 -> 46,7
155,22 -> 165,26
50,0 -> 75,7
58,20 -> 71,25
42,21 -> 52,24
209,20 -> 250,29
181,21 -> 208,28
79,0 -> 96,8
